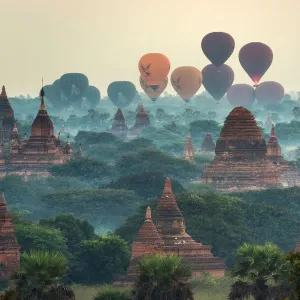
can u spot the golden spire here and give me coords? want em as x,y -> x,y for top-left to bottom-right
40,78 -> 46,110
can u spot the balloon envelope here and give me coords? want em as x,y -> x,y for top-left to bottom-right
107,81 -> 137,108
239,42 -> 273,85
227,84 -> 255,107
201,32 -> 235,67
171,66 -> 202,102
255,81 -> 284,105
139,53 -> 170,89
59,73 -> 89,97
202,64 -> 234,101
140,77 -> 168,101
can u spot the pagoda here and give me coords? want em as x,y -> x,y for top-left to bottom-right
266,124 -> 300,187
114,178 -> 225,286
0,193 -> 20,278
184,132 -> 195,162
111,108 -> 128,137
200,133 -> 215,153
202,107 -> 281,192
156,177 -> 225,277
133,103 -> 150,130
0,86 -> 14,145
9,84 -> 72,174
114,206 -> 165,286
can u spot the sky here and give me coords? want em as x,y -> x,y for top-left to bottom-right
0,0 -> 300,97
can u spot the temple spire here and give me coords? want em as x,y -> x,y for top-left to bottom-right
270,124 -> 275,137
0,193 -> 6,205
0,86 -> 7,99
163,177 -> 172,194
145,206 -> 152,220
39,78 -> 46,111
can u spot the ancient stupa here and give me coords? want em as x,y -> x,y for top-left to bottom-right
114,178 -> 225,286
0,193 -> 20,278
0,86 -> 14,144
200,133 -> 215,153
202,107 -> 281,192
111,108 -> 128,137
184,132 -> 195,162
156,177 -> 225,276
114,206 -> 165,286
266,124 -> 300,187
133,103 -> 150,130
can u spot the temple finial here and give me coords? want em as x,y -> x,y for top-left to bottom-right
0,86 -> 7,98
271,124 -> 275,137
145,206 -> 152,220
39,78 -> 46,110
0,193 -> 6,205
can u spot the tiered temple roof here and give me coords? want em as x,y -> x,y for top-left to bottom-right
200,133 -> 215,153
156,178 -> 225,277
202,107 -> 281,192
0,193 -> 20,278
114,177 -> 225,286
133,103 -> 150,130
266,124 -> 300,187
111,108 -> 128,137
9,86 -> 72,169
184,132 -> 195,162
0,86 -> 14,144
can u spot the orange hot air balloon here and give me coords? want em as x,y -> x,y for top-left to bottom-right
171,66 -> 202,103
138,53 -> 170,91
140,76 -> 168,102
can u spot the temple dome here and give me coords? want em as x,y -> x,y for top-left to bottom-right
215,106 -> 266,160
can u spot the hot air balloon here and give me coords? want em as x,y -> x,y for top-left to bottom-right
239,42 -> 273,86
138,53 -> 170,91
227,84 -> 255,107
171,66 -> 202,103
107,81 -> 137,108
255,81 -> 284,105
140,76 -> 168,102
202,64 -> 234,101
82,86 -> 101,108
201,32 -> 235,67
59,73 -> 89,98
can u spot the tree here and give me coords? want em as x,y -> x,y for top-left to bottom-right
15,224 -> 69,255
293,107 -> 300,120
70,235 -> 130,284
133,254 -> 194,300
106,172 -> 185,198
229,243 -> 290,300
39,214 -> 95,253
50,157 -> 116,185
10,251 -> 72,300
41,189 -> 142,231
286,252 -> 300,299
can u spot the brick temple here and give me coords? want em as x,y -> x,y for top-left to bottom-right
111,108 -> 128,137
200,133 -> 215,154
0,85 -> 75,178
201,107 -> 282,192
0,193 -> 20,278
114,177 -> 225,286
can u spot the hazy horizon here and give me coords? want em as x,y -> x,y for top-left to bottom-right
1,0 -> 300,97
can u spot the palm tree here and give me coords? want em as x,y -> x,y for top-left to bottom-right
133,254 -> 194,300
286,252 -> 300,299
229,243 -> 292,300
6,251 -> 74,300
